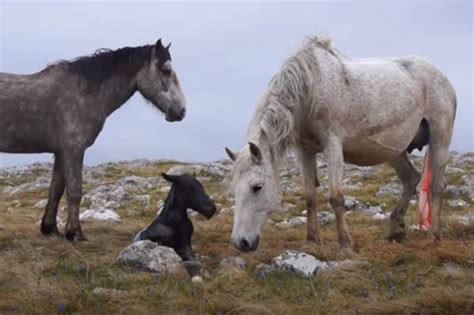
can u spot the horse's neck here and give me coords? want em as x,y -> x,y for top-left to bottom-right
95,75 -> 138,117
159,186 -> 187,223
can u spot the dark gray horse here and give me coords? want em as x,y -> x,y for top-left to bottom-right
0,39 -> 187,241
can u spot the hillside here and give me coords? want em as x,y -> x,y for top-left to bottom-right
0,153 -> 473,314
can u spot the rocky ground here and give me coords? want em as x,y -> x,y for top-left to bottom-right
0,152 -> 473,314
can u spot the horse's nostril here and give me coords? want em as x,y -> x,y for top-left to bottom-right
180,107 -> 186,118
240,238 -> 250,250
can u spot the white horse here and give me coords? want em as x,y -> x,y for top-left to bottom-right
226,36 -> 456,252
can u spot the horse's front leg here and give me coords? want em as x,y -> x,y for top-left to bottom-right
176,245 -> 202,280
41,153 -> 65,237
63,149 -> 86,241
295,147 -> 322,244
324,136 -> 352,250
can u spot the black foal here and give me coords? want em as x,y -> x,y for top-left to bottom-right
135,173 -> 216,279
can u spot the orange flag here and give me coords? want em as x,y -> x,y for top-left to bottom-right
417,149 -> 432,230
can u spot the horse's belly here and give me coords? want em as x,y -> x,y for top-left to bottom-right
342,120 -> 420,166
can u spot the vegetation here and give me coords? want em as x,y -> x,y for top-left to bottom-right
0,159 -> 472,314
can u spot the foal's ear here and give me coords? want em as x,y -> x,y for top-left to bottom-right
248,142 -> 262,164
161,172 -> 178,183
225,147 -> 238,162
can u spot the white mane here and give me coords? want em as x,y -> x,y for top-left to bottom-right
229,36 -> 340,187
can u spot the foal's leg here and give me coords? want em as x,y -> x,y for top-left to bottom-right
295,147 -> 322,244
63,150 -> 86,241
324,137 -> 352,249
41,153 -> 65,237
388,153 -> 421,242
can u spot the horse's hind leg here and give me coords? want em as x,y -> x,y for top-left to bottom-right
63,150 -> 86,241
41,153 -> 65,237
324,136 -> 352,249
388,153 -> 421,242
428,119 -> 452,241
295,147 -> 322,244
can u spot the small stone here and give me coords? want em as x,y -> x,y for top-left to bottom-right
191,276 -> 203,283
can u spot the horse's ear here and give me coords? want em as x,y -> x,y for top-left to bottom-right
248,142 -> 262,164
192,172 -> 197,178
166,42 -> 171,51
225,147 -> 238,162
162,172 -> 178,183
156,38 -> 164,48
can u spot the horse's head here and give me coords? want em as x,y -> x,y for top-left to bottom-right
225,142 -> 281,252
136,39 -> 186,122
161,173 -> 217,219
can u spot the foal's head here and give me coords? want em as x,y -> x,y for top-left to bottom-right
162,173 -> 216,219
136,39 -> 186,122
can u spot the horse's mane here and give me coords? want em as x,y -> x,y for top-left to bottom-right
49,44 -> 163,85
229,36 -> 340,187
247,36 -> 343,157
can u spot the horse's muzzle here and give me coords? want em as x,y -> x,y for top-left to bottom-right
165,107 -> 186,122
233,236 -> 260,252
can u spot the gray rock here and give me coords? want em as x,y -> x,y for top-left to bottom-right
276,216 -> 307,228
448,199 -> 468,208
220,256 -> 247,269
372,212 -> 390,220
117,240 -> 182,274
362,206 -> 384,216
344,196 -> 362,210
454,214 -> 474,225
79,208 -> 121,222
318,211 -> 335,225
271,250 -> 331,277
3,176 -> 50,195
167,164 -> 204,176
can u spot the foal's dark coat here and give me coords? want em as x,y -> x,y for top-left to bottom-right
135,173 -> 216,278
0,39 -> 186,241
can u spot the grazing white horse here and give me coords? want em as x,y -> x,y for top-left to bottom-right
226,36 -> 456,252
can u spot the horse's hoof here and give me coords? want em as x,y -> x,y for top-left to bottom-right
40,220 -> 58,236
388,231 -> 406,243
65,230 -> 87,242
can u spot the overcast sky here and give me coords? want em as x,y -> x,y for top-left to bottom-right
0,1 -> 472,167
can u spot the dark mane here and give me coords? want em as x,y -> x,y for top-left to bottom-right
52,45 -> 155,85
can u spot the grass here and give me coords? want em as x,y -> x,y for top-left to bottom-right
0,159 -> 473,314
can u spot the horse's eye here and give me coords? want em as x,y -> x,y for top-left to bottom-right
162,68 -> 172,76
252,185 -> 262,193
